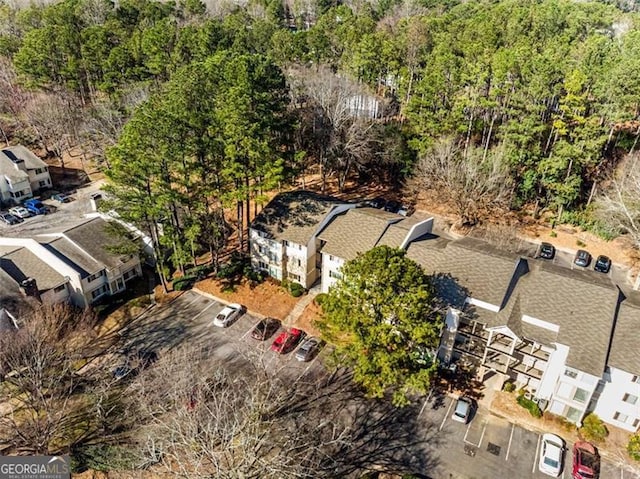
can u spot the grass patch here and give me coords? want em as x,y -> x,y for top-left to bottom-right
516,394 -> 542,418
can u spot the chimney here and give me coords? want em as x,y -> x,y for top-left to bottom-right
20,278 -> 41,302
90,192 -> 103,212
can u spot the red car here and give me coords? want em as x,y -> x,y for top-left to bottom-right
271,328 -> 304,354
572,441 -> 599,479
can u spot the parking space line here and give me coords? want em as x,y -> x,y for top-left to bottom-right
533,434 -> 541,473
505,423 -> 515,461
463,420 -> 486,448
418,389 -> 433,418
183,292 -> 204,309
191,301 -> 217,322
240,319 -> 261,340
439,398 -> 454,431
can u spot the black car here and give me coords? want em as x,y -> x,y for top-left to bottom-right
539,242 -> 556,260
574,249 -> 592,268
251,318 -> 281,341
365,197 -> 387,209
0,212 -> 22,225
383,200 -> 401,214
594,255 -> 612,274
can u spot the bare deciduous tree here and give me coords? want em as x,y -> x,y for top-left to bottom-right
596,153 -> 640,248
125,346 -> 433,478
413,137 -> 514,227
0,303 -> 127,455
288,66 -> 380,192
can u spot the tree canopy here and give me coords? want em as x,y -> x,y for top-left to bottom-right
317,246 -> 442,406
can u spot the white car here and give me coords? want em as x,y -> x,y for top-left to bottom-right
212,303 -> 243,327
451,397 -> 472,424
539,433 -> 565,477
8,206 -> 30,219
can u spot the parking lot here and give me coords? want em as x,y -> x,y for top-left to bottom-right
420,393 -> 639,479
117,290 -> 327,382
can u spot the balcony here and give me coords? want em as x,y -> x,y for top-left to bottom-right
457,320 -> 488,340
453,335 -> 485,359
486,336 -> 515,355
515,342 -> 550,361
510,360 -> 544,380
483,351 -> 510,374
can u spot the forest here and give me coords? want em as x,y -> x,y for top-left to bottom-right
0,0 -> 639,282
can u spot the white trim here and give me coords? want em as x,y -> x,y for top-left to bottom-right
465,297 -> 500,313
522,314 -> 560,333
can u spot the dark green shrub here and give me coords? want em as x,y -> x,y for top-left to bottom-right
579,413 -> 608,443
186,263 -> 214,279
173,276 -> 196,291
503,382 -> 516,393
516,394 -> 542,418
288,281 -> 305,297
315,292 -> 328,306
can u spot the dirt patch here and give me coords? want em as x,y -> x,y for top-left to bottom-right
293,298 -> 323,337
195,277 -> 298,321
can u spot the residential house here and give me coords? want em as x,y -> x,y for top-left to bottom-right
250,191 -> 355,288
0,146 -> 52,204
317,207 -> 433,293
0,217 -> 142,308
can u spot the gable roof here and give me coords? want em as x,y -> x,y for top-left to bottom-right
0,151 -> 29,183
61,217 -> 130,270
377,216 -> 424,248
0,245 -> 66,291
252,191 -> 348,245
406,235 -> 520,307
472,260 -> 620,377
608,292 -> 640,375
318,208 -> 401,260
1,145 -> 47,170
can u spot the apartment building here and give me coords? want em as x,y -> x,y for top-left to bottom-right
0,146 -> 52,204
0,217 -> 142,308
250,191 -> 355,288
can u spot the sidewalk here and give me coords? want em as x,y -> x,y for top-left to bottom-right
489,390 -> 640,474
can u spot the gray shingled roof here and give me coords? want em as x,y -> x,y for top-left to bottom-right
514,261 -> 619,376
318,208 -> 401,260
608,292 -> 640,374
0,150 -> 29,183
41,237 -> 102,278
377,216 -> 424,248
406,235 -> 519,307
252,191 -> 348,245
2,145 -> 47,170
0,246 -> 66,291
62,217 -> 130,270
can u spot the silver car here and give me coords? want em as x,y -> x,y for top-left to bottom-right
451,397 -> 473,424
8,206 -> 30,219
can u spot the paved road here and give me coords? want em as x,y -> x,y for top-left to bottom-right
114,291 -> 640,479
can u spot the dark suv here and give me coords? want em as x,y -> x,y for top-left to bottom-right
539,242 -> 555,260
593,255 -> 611,274
574,249 -> 591,268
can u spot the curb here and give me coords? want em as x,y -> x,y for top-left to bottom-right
192,287 -> 267,321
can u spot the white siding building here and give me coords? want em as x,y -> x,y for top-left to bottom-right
0,146 -> 52,204
250,191 -> 354,289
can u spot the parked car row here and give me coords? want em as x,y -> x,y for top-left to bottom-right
210,304 -> 325,362
538,242 -> 612,274
538,434 -> 600,478
0,192 -> 76,227
363,196 -> 414,217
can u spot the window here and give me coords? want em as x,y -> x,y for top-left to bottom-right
292,258 -> 301,267
329,270 -> 342,279
90,284 -> 108,300
283,240 -> 289,247
53,284 -> 66,293
632,375 -> 640,384
258,261 -> 268,270
123,269 -> 136,281
329,255 -> 335,262
87,270 -> 105,283
287,273 -> 301,282
614,412 -> 629,422
258,245 -> 267,255
38,179 -> 48,187
565,406 -> 582,423
623,393 -> 638,405
564,369 -> 578,379
34,167 -> 44,174
633,418 -> 639,429
573,388 -> 589,403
